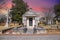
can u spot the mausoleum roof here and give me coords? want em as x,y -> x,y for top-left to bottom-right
23,9 -> 40,17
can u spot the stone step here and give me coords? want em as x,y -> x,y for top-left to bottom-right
26,29 -> 33,34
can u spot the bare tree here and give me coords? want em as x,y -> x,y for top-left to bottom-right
44,8 -> 55,25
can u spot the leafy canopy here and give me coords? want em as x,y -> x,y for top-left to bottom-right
11,0 -> 28,23
54,4 -> 60,17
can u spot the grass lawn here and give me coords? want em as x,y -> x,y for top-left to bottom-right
0,26 -> 6,31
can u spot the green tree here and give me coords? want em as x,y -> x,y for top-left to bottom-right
54,4 -> 60,22
54,4 -> 60,17
11,0 -> 28,23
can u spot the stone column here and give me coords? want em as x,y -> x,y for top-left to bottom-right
33,17 -> 35,28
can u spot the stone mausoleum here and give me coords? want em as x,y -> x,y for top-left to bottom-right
22,9 -> 42,29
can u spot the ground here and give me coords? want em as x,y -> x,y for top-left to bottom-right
0,35 -> 60,40
0,23 -> 60,40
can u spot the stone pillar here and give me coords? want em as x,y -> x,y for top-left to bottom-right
27,17 -> 29,28
33,17 -> 35,28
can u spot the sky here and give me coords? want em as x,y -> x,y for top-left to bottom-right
23,0 -> 60,12
0,0 -> 12,14
0,0 -> 12,9
0,0 -> 60,14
